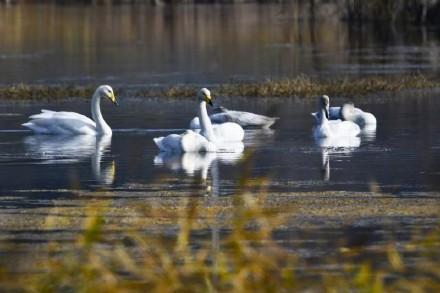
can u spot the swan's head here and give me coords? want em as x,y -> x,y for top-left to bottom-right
198,88 -> 213,106
97,85 -> 118,106
319,95 -> 330,119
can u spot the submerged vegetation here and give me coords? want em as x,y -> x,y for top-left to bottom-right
1,180 -> 439,291
0,156 -> 440,292
1,74 -> 439,101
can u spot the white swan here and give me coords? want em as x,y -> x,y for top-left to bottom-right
313,95 -> 361,139
189,106 -> 279,129
153,88 -> 244,153
22,85 -> 118,135
312,98 -> 376,127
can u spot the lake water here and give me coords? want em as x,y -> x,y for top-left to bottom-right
0,3 -> 439,85
1,91 -> 440,198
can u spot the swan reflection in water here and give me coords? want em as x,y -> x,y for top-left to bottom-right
24,135 -> 115,185
361,124 -> 377,143
314,135 -> 361,182
154,142 -> 244,196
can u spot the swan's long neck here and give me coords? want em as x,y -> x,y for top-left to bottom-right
198,101 -> 216,142
92,92 -> 112,135
319,107 -> 329,126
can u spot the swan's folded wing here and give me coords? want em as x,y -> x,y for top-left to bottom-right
212,122 -> 244,142
209,113 -> 230,124
189,117 -> 201,129
218,110 -> 278,128
153,134 -> 182,153
23,110 -> 96,134
181,130 -> 216,152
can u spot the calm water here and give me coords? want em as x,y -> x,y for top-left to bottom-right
1,91 -> 440,198
0,4 -> 439,85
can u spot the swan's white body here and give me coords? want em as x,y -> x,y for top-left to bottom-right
154,130 -> 216,153
313,96 -> 361,139
314,135 -> 361,148
193,122 -> 244,143
22,85 -> 117,135
189,107 -> 279,129
314,119 -> 361,139
154,88 -> 244,153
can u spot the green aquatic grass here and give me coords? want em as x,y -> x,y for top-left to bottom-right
0,73 -> 439,101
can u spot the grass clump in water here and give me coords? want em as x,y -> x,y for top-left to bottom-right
217,73 -> 440,97
0,73 -> 439,100
0,84 -> 96,101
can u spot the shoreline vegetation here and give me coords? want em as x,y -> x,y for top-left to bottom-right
1,179 -> 439,291
1,74 -> 439,101
1,0 -> 439,24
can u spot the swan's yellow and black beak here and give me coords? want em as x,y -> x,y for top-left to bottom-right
108,91 -> 119,106
205,93 -> 213,107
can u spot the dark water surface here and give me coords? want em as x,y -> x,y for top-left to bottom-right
0,4 -> 439,85
1,91 -> 440,197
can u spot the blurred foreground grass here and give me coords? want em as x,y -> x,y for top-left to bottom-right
0,158 -> 439,292
1,73 -> 439,101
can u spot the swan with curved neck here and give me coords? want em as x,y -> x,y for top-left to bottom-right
22,85 -> 118,135
195,88 -> 244,143
153,88 -> 244,153
91,86 -> 118,134
198,88 -> 217,143
311,95 -> 376,128
313,95 -> 360,139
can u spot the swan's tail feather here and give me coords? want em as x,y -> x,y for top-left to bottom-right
153,137 -> 165,151
22,122 -> 49,134
263,117 -> 280,129
153,136 -> 169,152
